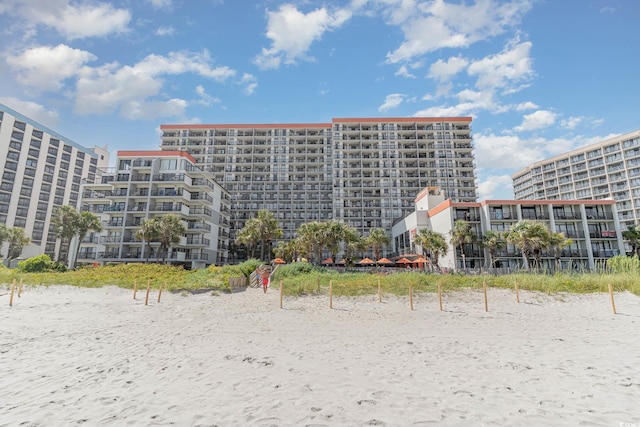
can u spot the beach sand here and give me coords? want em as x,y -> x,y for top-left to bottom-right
1,284 -> 639,426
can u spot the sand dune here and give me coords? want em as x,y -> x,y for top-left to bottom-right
1,285 -> 639,426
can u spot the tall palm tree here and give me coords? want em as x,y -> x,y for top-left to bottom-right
236,219 -> 259,259
505,220 -> 551,270
254,209 -> 283,261
548,231 -> 573,271
156,215 -> 186,264
482,230 -> 506,269
343,227 -> 365,267
622,223 -> 640,257
322,220 -> 348,263
296,221 -> 324,265
53,205 -> 80,263
367,228 -> 390,261
449,220 -> 475,270
136,218 -> 160,263
414,228 -> 448,271
6,227 -> 31,261
73,211 -> 103,268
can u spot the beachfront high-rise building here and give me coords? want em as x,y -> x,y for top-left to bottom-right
0,102 -> 109,262
160,117 -> 475,257
512,130 -> 640,230
77,150 -> 230,268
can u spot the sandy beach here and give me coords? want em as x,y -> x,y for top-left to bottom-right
1,284 -> 639,426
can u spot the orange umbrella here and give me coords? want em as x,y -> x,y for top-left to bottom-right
357,257 -> 375,265
376,257 -> 394,265
412,256 -> 428,263
395,257 -> 412,264
322,257 -> 334,265
273,258 -> 286,264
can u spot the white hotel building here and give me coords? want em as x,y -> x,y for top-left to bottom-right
160,117 -> 476,257
0,102 -> 109,261
512,130 -> 640,231
77,150 -> 230,269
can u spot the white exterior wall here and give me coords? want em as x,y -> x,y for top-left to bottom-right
0,103 -> 108,262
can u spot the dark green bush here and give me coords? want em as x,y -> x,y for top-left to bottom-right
18,254 -> 67,273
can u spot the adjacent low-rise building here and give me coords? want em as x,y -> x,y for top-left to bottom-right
77,150 -> 230,269
393,187 -> 624,272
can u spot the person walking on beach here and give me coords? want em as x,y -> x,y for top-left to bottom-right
259,267 -> 270,293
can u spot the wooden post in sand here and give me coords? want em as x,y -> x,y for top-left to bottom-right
157,281 -> 165,303
608,283 -> 617,315
437,282 -> 443,312
329,280 -> 333,309
133,279 -> 138,300
483,278 -> 488,312
18,278 -> 24,298
514,278 -> 520,303
316,277 -> 320,294
409,284 -> 414,311
378,278 -> 382,303
279,280 -> 283,309
9,279 -> 16,306
145,279 -> 151,306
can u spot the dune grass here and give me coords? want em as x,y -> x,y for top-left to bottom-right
1,262 -> 638,297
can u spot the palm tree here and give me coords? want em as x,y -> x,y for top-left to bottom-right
236,219 -> 259,259
449,220 -> 475,271
73,211 -> 103,268
254,210 -> 283,261
548,232 -> 573,271
343,227 -> 366,267
482,230 -> 506,269
6,227 -> 31,261
156,215 -> 186,263
136,218 -> 160,263
622,223 -> 640,257
367,228 -> 390,261
296,221 -> 324,265
322,220 -> 348,263
414,228 -> 448,271
505,220 -> 551,270
53,205 -> 80,263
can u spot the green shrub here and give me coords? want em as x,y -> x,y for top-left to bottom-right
18,255 -> 67,273
273,261 -> 317,278
607,255 -> 640,274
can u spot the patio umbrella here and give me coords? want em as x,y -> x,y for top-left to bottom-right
412,256 -> 428,269
376,257 -> 394,265
395,257 -> 412,264
273,258 -> 286,264
322,257 -> 334,265
357,257 -> 375,265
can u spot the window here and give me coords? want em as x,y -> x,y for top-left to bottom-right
32,130 -> 43,139
18,198 -> 30,207
16,207 -> 29,217
77,152 -> 85,159
60,162 -> 69,170
7,152 -> 20,161
30,139 -> 41,148
48,147 -> 58,156
46,156 -> 56,165
41,183 -> 51,193
14,218 -> 26,228
2,172 -> 16,181
57,178 -> 66,187
13,121 -> 26,131
12,131 -> 25,141
63,144 -> 72,153
160,159 -> 178,170
50,139 -> 59,147
28,149 -> 40,157
4,161 -> 18,171
75,159 -> 84,167
26,159 -> 37,167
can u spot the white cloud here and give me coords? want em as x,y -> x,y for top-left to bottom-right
121,98 -> 188,120
32,2 -> 131,40
7,44 -> 96,91
428,56 -> 469,82
514,109 -> 557,132
148,0 -> 172,9
253,4 -> 352,69
560,116 -> 584,129
155,26 -> 176,36
0,97 -> 59,128
378,93 -> 405,112
467,40 -> 534,91
194,85 -> 220,106
385,0 -> 532,63
74,50 -> 236,118
477,174 -> 513,200
515,101 -> 538,111
395,65 -> 416,78
239,73 -> 258,95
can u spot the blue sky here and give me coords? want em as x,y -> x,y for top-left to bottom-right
1,0 -> 638,200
